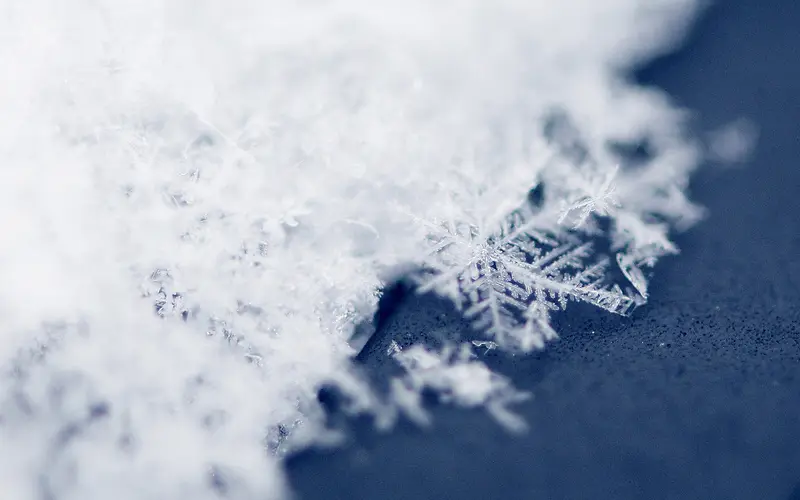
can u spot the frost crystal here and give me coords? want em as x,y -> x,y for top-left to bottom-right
391,344 -> 529,432
414,207 -> 636,351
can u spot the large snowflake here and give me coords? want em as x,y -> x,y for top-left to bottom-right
414,203 -> 636,352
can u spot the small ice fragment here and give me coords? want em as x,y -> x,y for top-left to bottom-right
471,340 -> 498,354
387,340 -> 403,357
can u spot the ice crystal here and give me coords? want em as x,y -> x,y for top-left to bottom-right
414,206 -> 636,351
391,343 -> 529,432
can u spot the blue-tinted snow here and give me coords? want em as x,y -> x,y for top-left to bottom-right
286,1 -> 800,499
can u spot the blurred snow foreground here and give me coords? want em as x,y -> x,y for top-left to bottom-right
0,1 -> 705,498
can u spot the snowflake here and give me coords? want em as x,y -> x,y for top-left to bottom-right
413,205 -> 636,352
390,343 -> 529,432
557,165 -> 622,228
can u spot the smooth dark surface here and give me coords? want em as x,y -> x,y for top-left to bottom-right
287,2 -> 800,499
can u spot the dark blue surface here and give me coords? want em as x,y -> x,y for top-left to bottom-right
287,2 -> 800,499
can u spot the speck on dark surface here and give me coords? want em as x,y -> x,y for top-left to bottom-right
286,2 -> 800,499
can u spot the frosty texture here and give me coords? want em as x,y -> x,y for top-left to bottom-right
0,1 -> 703,498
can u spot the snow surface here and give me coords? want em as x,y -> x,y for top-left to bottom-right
0,1 -> 705,498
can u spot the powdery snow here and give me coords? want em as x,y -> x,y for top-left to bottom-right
0,1 -> 705,498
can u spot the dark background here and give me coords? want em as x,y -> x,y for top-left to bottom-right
286,1 -> 800,499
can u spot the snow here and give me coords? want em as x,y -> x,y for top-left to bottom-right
0,1 -> 704,498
